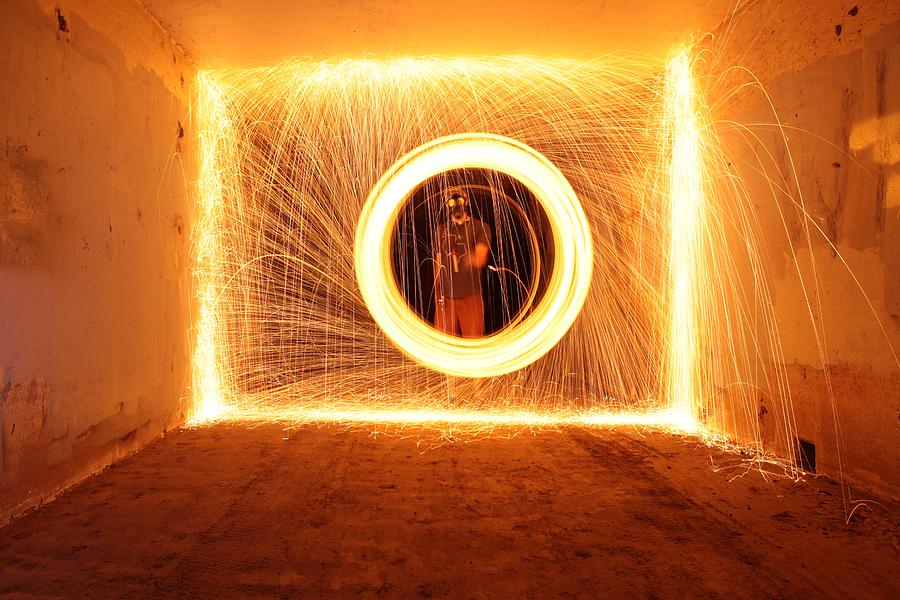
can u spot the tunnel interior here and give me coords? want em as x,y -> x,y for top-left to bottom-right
0,2 -> 898,595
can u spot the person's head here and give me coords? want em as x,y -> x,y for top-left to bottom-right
445,187 -> 470,223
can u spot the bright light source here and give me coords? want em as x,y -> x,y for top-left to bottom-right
355,133 -> 593,378
665,50 -> 702,428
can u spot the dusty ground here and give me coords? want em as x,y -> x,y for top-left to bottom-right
0,423 -> 897,599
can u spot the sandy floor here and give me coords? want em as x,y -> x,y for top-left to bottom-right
0,423 -> 897,599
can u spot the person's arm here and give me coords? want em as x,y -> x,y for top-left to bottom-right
468,222 -> 491,269
433,252 -> 443,283
432,225 -> 443,292
470,243 -> 489,269
433,252 -> 446,325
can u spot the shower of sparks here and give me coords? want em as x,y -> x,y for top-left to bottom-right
225,406 -> 691,429
188,51 -> 826,464
665,50 -> 702,429
191,55 -> 682,424
191,72 -> 230,422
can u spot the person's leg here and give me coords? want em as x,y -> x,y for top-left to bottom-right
457,294 -> 485,338
434,297 -> 448,333
435,297 -> 459,335
449,298 -> 462,335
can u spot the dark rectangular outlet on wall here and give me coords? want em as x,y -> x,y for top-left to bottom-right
797,438 -> 816,473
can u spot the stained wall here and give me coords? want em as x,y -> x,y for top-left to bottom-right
707,0 -> 900,498
0,0 -> 196,521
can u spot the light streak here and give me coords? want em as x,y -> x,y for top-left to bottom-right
203,406 -> 693,430
665,50 -> 703,429
355,133 -> 592,378
191,72 -> 230,421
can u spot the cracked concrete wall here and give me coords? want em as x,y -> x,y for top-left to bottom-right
0,0 -> 195,521
706,1 -> 900,499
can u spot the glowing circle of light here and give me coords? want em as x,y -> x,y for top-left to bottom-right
355,133 -> 593,378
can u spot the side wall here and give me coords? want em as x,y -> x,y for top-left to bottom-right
0,0 -> 195,521
708,1 -> 899,499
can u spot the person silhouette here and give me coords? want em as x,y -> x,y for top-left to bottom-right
432,188 -> 492,338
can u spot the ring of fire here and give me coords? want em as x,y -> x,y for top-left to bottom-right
355,133 -> 593,378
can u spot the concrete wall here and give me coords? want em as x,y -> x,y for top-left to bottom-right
141,0 -> 737,67
0,0 -> 195,522
707,1 -> 900,499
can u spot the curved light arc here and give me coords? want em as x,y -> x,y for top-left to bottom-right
355,133 -> 592,378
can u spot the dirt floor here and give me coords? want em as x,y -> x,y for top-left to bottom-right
0,423 -> 897,599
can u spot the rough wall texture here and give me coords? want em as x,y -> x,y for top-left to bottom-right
707,1 -> 900,499
0,0 -> 195,522
140,0 -> 736,67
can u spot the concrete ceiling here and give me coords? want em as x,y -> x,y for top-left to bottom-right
142,0 -> 739,69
